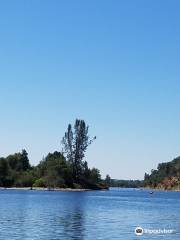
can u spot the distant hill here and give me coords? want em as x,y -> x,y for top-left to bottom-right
144,156 -> 180,190
108,179 -> 144,188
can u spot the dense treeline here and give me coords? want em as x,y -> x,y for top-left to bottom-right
0,149 -> 31,187
144,156 -> 180,190
103,175 -> 143,188
3,119 -> 179,191
108,179 -> 143,188
0,150 -> 104,189
0,120 -> 107,190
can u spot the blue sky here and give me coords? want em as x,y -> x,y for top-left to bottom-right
0,0 -> 180,179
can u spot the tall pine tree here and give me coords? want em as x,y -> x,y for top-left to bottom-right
62,119 -> 96,183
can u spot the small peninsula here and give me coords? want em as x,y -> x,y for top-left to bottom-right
0,119 -> 108,190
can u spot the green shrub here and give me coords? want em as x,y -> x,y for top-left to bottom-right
33,178 -> 46,188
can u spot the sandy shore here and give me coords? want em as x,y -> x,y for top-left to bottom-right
0,187 -> 92,192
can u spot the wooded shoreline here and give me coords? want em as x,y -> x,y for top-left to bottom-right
0,120 -> 108,191
0,187 -> 108,191
1,187 -> 179,192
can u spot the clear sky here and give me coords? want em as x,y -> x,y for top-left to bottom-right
0,0 -> 180,179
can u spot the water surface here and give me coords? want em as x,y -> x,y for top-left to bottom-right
0,188 -> 179,239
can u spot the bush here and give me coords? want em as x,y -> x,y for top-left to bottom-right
33,178 -> 46,188
14,172 -> 36,187
73,183 -> 82,189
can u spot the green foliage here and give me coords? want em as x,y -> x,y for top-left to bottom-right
109,179 -> 143,188
0,151 -> 32,187
37,151 -> 73,188
105,175 -> 111,187
7,149 -> 30,171
144,156 -> 180,189
0,149 -> 105,189
33,178 -> 46,188
89,168 -> 101,183
62,119 -> 96,183
0,120 -> 107,190
0,157 -> 11,187
14,171 -> 36,187
73,183 -> 83,189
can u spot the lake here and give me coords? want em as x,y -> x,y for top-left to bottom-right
0,188 -> 179,239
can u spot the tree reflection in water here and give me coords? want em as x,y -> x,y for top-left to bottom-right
54,192 -> 87,240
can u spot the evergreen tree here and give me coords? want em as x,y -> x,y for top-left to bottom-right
62,119 -> 96,183
105,174 -> 111,187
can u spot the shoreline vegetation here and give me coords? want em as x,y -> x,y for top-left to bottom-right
144,156 -> 180,191
108,156 -> 180,191
0,120 -> 108,191
1,186 -> 179,192
0,187 -> 96,192
0,119 -> 179,191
